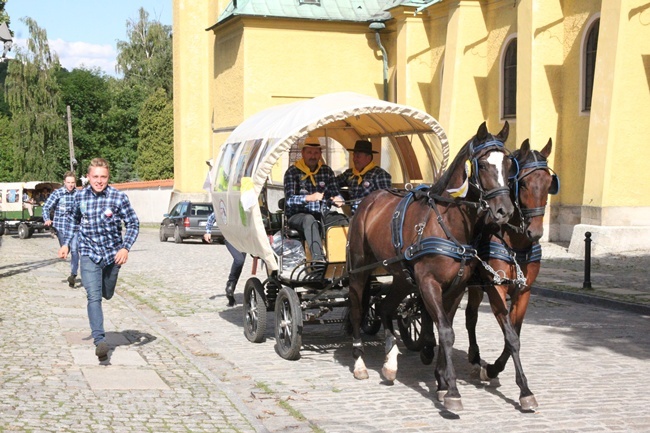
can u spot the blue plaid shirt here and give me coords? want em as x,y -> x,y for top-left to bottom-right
65,185 -> 139,266
42,186 -> 77,234
284,164 -> 341,219
205,212 -> 216,234
336,166 -> 392,211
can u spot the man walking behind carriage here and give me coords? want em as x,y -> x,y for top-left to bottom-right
336,140 -> 392,213
58,158 -> 139,362
284,137 -> 345,263
43,171 -> 80,288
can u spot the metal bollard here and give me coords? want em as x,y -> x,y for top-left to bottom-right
583,232 -> 592,289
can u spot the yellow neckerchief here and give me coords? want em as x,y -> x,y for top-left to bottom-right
294,158 -> 323,186
446,160 -> 472,198
350,161 -> 376,185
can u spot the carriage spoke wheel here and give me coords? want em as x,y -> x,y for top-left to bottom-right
397,294 -> 425,352
361,295 -> 382,335
274,287 -> 303,360
243,278 -> 267,343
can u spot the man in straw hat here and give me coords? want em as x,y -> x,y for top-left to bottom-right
283,136 -> 345,264
336,140 -> 392,212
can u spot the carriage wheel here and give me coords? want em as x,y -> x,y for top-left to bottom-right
274,287 -> 303,360
396,293 -> 425,352
18,222 -> 31,239
159,226 -> 168,242
243,277 -> 267,343
361,295 -> 382,335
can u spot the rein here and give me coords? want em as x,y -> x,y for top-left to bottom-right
349,139 -> 511,286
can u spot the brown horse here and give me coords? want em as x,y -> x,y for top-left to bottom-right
347,122 -> 514,411
464,138 -> 558,410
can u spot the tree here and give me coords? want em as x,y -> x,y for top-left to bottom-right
56,67 -> 111,173
136,88 -> 173,180
4,17 -> 66,181
116,8 -> 173,98
0,114 -> 14,180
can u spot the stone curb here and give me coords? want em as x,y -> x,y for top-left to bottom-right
532,285 -> 650,316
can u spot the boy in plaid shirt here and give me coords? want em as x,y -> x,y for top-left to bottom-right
43,171 -> 79,287
58,158 -> 139,362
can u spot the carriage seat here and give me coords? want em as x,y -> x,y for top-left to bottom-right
277,198 -> 301,238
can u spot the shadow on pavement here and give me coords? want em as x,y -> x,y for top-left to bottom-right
0,258 -> 60,278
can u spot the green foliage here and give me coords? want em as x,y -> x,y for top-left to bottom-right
56,67 -> 111,174
116,8 -> 173,98
0,8 -> 174,184
0,114 -> 14,180
136,88 -> 173,180
4,17 -> 67,181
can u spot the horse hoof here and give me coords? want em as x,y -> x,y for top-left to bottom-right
444,397 -> 463,411
479,366 -> 490,382
381,366 -> 397,382
354,369 -> 369,380
519,395 -> 538,410
436,390 -> 447,402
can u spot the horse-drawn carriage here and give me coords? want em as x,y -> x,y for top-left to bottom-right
0,181 -> 61,238
209,92 -> 558,411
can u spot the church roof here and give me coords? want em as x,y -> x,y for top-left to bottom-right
213,0 -> 442,26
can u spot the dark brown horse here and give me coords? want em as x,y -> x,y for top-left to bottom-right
347,122 -> 514,411
464,138 -> 558,410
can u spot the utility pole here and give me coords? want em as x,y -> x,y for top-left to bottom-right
66,105 -> 77,172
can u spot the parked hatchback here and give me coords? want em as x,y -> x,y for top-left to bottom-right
159,201 -> 223,243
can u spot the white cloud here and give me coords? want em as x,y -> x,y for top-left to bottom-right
10,37 -> 121,77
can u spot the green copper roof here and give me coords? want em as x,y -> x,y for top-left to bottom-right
215,0 -> 442,26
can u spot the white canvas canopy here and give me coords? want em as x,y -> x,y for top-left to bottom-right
209,92 -> 449,271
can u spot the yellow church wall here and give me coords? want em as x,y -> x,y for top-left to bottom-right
240,18 -> 384,119
587,0 -> 650,213
173,0 -> 219,194
437,0 -> 491,155
484,1 -> 518,148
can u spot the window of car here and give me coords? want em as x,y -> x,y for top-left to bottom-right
191,203 -> 213,216
169,203 -> 182,217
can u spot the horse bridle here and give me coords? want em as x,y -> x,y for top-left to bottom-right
467,139 -> 512,213
511,151 -> 560,222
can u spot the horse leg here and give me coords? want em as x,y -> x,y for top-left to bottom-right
348,271 -> 371,380
377,283 -> 408,382
420,277 -> 463,411
483,286 -> 538,410
419,306 -> 437,365
465,286 -> 484,367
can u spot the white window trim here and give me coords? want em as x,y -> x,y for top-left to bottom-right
579,13 -> 600,116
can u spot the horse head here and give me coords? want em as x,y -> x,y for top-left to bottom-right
463,121 -> 514,226
511,138 -> 559,242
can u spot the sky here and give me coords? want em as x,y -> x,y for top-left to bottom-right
4,0 -> 173,77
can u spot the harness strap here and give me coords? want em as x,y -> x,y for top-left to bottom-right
478,240 -> 542,264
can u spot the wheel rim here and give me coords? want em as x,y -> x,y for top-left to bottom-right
246,290 -> 258,334
278,297 -> 293,348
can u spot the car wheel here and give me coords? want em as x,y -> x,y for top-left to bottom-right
174,226 -> 183,243
159,226 -> 168,242
18,222 -> 30,239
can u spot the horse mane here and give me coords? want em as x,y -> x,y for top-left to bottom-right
429,136 -> 475,195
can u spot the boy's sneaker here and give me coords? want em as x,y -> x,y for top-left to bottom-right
67,274 -> 76,288
95,341 -> 109,362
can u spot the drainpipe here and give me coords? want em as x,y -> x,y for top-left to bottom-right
369,22 -> 388,101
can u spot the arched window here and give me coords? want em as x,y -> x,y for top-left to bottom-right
503,38 -> 517,119
583,19 -> 599,112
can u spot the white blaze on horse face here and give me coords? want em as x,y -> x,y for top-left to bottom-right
486,152 -> 506,187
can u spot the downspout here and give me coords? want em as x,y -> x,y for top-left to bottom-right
369,22 -> 388,101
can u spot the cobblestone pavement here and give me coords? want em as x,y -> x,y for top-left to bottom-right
1,228 -> 650,432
